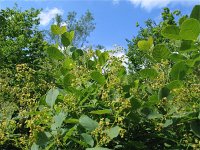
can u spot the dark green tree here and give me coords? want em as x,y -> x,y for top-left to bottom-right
0,5 -> 48,69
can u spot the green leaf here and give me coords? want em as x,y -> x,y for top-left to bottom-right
63,126 -> 77,142
179,16 -> 188,26
95,50 -> 101,57
86,147 -> 111,150
72,49 -> 84,60
99,52 -> 109,65
65,118 -> 79,124
36,132 -> 49,146
180,18 -> 200,40
163,119 -> 173,128
0,15 -> 6,26
61,31 -> 74,47
90,109 -> 112,115
139,68 -> 159,79
170,61 -> 189,80
105,126 -> 121,139
81,133 -> 94,147
180,40 -> 196,52
87,60 -> 96,69
51,25 -> 60,35
166,80 -> 183,90
60,26 -> 67,34
169,53 -> 187,62
63,73 -> 75,88
31,143 -> 39,150
47,46 -> 65,60
145,95 -> 159,107
79,115 -> 98,131
147,111 -> 163,119
158,87 -> 170,100
130,98 -> 141,110
161,25 -> 180,40
51,112 -> 66,130
138,37 -> 153,51
118,66 -> 126,77
152,44 -> 170,62
51,25 -> 67,35
63,57 -> 75,70
69,31 -> 75,41
45,88 -> 59,108
190,120 -> 200,138
90,71 -> 106,85
190,5 -> 200,21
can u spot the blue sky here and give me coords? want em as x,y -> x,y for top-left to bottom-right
0,0 -> 199,49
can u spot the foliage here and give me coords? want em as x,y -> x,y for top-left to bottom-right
126,7 -> 182,73
0,5 -> 47,69
47,10 -> 95,47
0,4 -> 200,150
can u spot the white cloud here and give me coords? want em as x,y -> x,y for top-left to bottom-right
128,0 -> 173,11
39,8 -> 63,26
115,0 -> 199,11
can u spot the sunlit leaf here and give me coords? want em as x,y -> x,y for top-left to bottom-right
180,18 -> 200,40
190,5 -> 200,21
161,25 -> 180,40
138,37 -> 153,51
47,46 -> 65,60
152,44 -> 170,62
105,126 -> 121,139
90,71 -> 106,85
79,115 -> 98,131
45,88 -> 59,108
139,68 -> 159,79
90,109 -> 112,115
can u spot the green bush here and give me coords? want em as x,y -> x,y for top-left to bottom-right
0,5 -> 200,150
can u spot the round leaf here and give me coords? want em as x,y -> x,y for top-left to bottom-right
79,115 -> 98,132
152,44 -> 170,62
90,71 -> 106,85
158,87 -> 170,100
63,57 -> 75,70
180,18 -> 200,40
61,31 -> 74,47
51,25 -> 60,35
63,73 -> 75,88
139,68 -> 159,79
51,25 -> 67,35
138,37 -> 153,51
166,80 -> 183,90
105,126 -> 121,140
47,46 -> 65,60
161,25 -> 180,40
170,61 -> 189,80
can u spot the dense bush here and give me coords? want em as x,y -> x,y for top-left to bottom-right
0,4 -> 200,150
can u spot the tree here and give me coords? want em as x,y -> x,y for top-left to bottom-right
0,5 -> 48,69
47,10 -> 95,48
126,8 -> 183,73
